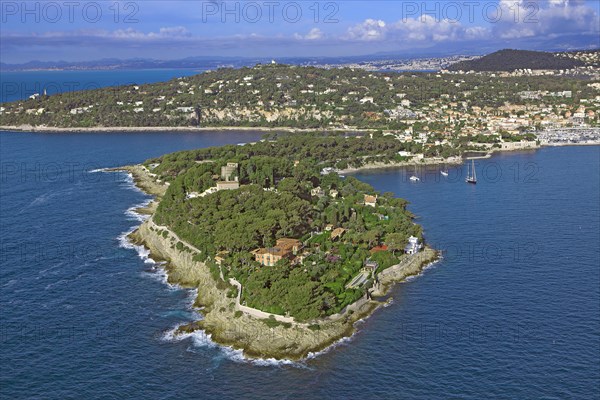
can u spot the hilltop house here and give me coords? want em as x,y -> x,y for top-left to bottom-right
216,162 -> 240,191
221,162 -> 238,181
364,194 -> 377,207
251,238 -> 303,267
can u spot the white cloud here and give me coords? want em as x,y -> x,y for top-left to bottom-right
342,0 -> 598,44
294,28 -> 323,41
2,0 -> 598,62
112,26 -> 191,40
494,0 -> 599,39
346,19 -> 387,41
345,16 -> 489,43
152,26 -> 191,38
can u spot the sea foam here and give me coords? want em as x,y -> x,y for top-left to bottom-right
88,167 -> 109,173
403,257 -> 442,283
162,324 -> 301,367
118,172 -> 144,194
125,198 -> 152,222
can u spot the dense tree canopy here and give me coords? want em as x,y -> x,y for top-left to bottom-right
150,134 -> 423,321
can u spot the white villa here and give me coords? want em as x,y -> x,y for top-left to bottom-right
404,236 -> 422,255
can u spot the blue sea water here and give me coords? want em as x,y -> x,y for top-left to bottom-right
0,69 -> 205,103
0,130 -> 599,399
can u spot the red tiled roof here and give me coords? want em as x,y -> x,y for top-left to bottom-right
370,245 -> 388,253
364,195 -> 377,204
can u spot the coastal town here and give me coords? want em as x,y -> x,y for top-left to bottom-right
2,60 -> 599,155
308,54 -> 481,72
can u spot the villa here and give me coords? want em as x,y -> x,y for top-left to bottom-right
216,162 -> 240,191
221,162 -> 239,181
252,238 -> 303,266
364,194 -> 377,207
404,236 -> 422,255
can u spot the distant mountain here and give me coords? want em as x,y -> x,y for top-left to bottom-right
4,47 -> 598,72
0,57 -> 265,72
447,49 -> 590,72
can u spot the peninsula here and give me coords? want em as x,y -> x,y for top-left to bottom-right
4,55 -> 599,358
2,51 -> 599,144
124,133 -> 439,359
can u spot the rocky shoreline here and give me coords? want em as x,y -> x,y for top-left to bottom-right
121,163 -> 439,360
0,125 -> 378,134
337,157 -> 464,174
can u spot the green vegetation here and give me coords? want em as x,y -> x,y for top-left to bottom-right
145,131 -> 445,182
1,63 -> 597,130
448,49 -> 585,71
150,133 -> 422,322
260,316 -> 293,329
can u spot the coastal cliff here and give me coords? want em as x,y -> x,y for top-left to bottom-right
130,216 -> 437,359
130,219 -> 371,359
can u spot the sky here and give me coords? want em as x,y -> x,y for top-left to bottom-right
1,0 -> 599,63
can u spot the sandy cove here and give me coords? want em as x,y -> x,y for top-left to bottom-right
118,163 -> 439,360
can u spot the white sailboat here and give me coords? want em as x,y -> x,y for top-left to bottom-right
465,159 -> 477,184
440,164 -> 449,176
410,164 -> 420,182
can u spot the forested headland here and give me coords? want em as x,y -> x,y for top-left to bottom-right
148,133 -> 424,321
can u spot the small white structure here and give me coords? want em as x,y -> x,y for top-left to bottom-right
404,236 -> 422,255
311,187 -> 325,198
